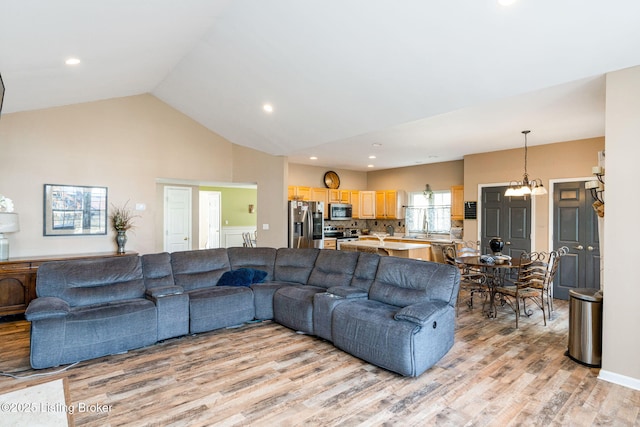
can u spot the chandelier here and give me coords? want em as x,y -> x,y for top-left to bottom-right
505,130 -> 548,197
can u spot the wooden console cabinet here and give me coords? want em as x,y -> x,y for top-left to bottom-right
0,252 -> 137,317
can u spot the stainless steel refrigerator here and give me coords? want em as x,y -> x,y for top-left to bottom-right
288,200 -> 324,249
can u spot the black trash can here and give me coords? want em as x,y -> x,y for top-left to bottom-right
567,288 -> 603,367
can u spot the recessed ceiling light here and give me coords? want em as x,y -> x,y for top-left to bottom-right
367,164 -> 374,168
371,143 -> 382,147
65,57 -> 81,65
368,155 -> 376,159
309,156 -> 318,160
498,0 -> 517,6
263,103 -> 274,113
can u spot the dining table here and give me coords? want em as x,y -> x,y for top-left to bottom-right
455,255 -> 524,318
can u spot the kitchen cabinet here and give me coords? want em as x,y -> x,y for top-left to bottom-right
349,190 -> 360,219
338,240 -> 431,261
288,186 -> 311,201
328,189 -> 350,204
310,188 -> 328,217
323,238 -> 337,250
359,191 -> 376,219
375,190 -> 406,219
451,185 -> 464,220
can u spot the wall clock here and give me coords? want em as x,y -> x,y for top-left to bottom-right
323,171 -> 340,189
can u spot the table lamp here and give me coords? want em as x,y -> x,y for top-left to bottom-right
0,212 -> 20,260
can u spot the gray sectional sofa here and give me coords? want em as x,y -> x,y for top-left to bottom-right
25,247 -> 460,377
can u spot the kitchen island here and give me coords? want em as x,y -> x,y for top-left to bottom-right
339,240 -> 431,261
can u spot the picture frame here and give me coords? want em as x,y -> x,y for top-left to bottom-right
43,184 -> 108,236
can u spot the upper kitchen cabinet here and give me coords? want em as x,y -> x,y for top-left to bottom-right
349,190 -> 360,219
328,189 -> 350,204
288,186 -> 311,201
359,191 -> 376,219
451,185 -> 464,221
310,187 -> 329,218
375,190 -> 406,219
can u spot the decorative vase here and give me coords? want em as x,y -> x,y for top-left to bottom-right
489,237 -> 504,255
116,230 -> 127,254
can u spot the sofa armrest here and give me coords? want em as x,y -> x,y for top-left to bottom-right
145,286 -> 184,299
394,300 -> 449,326
25,297 -> 70,321
326,286 -> 368,299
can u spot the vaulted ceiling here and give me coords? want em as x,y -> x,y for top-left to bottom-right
2,1 -> 639,170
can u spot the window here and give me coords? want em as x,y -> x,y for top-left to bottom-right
406,191 -> 451,234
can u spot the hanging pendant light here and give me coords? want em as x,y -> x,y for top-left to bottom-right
505,130 -> 548,197
423,184 -> 433,200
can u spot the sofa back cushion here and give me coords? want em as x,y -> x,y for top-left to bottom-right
36,256 -> 145,307
141,252 -> 175,290
369,257 -> 460,307
171,249 -> 230,292
274,248 -> 320,284
350,252 -> 380,292
307,250 -> 359,289
228,247 -> 276,281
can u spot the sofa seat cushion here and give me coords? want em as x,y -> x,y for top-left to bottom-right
273,285 -> 326,334
30,298 -> 157,369
188,286 -> 255,333
332,299 -> 456,377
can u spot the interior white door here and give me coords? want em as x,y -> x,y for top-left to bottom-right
200,191 -> 221,249
164,186 -> 192,253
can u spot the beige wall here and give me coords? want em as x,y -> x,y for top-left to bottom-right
463,137 -> 605,249
366,160 -> 463,193
232,145 -> 288,248
601,65 -> 640,387
288,160 -> 464,196
0,94 -> 261,256
288,163 -> 368,190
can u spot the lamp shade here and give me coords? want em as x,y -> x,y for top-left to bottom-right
0,212 -> 20,233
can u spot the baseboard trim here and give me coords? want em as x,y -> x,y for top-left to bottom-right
598,369 -> 640,391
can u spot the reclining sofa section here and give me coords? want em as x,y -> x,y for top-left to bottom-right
26,247 -> 460,377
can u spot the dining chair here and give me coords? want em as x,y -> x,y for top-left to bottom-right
242,232 -> 255,248
527,245 -> 569,317
494,251 -> 547,328
443,245 -> 488,317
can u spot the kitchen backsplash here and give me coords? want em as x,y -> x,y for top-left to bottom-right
324,219 -> 406,235
324,218 -> 463,237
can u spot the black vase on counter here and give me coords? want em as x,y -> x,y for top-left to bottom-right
489,237 -> 504,255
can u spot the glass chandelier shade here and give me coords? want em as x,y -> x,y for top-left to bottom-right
505,130 -> 548,197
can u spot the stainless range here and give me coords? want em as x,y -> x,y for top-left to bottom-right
324,225 -> 360,249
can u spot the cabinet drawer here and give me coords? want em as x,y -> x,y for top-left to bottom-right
0,262 -> 32,272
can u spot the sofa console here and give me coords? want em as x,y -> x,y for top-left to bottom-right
25,247 -> 460,377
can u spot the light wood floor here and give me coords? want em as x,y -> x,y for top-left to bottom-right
1,295 -> 638,426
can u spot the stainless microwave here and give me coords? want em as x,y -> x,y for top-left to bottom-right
329,203 -> 352,220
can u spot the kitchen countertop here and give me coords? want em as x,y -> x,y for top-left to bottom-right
342,240 -> 431,250
359,235 -> 461,244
